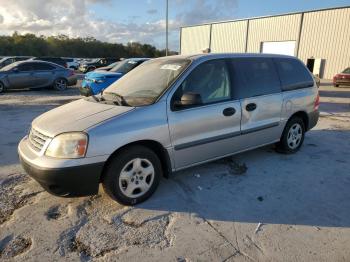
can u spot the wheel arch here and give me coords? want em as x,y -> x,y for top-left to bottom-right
100,140 -> 172,182
288,111 -> 309,131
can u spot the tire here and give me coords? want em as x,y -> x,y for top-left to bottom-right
53,78 -> 68,91
334,84 -> 339,87
102,145 -> 162,205
0,81 -> 4,93
276,117 -> 305,154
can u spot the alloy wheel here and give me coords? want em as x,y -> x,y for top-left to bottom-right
118,158 -> 155,198
55,79 -> 67,90
287,123 -> 303,149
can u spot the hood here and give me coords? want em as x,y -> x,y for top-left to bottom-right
85,71 -> 123,79
32,99 -> 134,137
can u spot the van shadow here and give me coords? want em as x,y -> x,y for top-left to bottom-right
139,128 -> 350,228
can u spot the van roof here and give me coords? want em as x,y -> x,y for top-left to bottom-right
156,53 -> 298,61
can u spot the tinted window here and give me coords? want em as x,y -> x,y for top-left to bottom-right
32,63 -> 55,71
174,59 -> 231,105
342,67 -> 350,74
230,58 -> 281,99
274,58 -> 314,91
17,63 -> 34,72
110,60 -> 145,74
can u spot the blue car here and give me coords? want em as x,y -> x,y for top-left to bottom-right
79,58 -> 149,96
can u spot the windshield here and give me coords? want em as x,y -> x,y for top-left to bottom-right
104,58 -> 191,106
110,59 -> 143,74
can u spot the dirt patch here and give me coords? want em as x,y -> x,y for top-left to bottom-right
0,235 -> 32,259
45,205 -> 67,220
217,157 -> 248,175
0,174 -> 41,225
71,210 -> 172,258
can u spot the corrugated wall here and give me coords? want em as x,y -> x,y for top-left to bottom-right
180,7 -> 350,78
298,8 -> 350,79
211,20 -> 247,53
246,14 -> 301,53
180,25 -> 211,55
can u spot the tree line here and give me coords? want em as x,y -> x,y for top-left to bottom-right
0,32 -> 176,58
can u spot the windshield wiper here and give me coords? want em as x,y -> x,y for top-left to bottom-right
102,92 -> 129,106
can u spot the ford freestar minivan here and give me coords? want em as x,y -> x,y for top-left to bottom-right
18,54 -> 319,205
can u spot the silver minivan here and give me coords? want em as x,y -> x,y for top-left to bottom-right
18,54 -> 319,205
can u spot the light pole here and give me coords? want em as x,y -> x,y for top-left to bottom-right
165,0 -> 169,56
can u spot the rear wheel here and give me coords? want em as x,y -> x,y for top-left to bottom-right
53,78 -> 67,91
276,117 -> 305,154
0,81 -> 4,93
102,145 -> 162,205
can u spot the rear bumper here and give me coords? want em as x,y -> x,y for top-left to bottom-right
333,79 -> 350,86
307,110 -> 319,131
19,154 -> 104,197
68,76 -> 78,86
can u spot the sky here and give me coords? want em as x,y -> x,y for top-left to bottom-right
0,0 -> 349,51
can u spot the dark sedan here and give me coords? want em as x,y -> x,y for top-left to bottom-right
333,67 -> 350,87
0,60 -> 77,93
0,56 -> 32,69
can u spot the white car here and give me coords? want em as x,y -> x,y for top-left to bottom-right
63,58 -> 80,70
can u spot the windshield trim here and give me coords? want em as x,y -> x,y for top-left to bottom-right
151,58 -> 193,105
104,58 -> 193,107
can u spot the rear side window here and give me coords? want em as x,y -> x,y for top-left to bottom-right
32,63 -> 55,71
274,58 -> 314,91
17,63 -> 33,72
230,58 -> 281,99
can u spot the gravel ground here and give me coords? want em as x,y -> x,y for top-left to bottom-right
0,82 -> 349,261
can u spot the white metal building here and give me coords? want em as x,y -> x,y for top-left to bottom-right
180,6 -> 350,79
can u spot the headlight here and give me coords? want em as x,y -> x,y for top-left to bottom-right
93,79 -> 105,83
45,132 -> 88,159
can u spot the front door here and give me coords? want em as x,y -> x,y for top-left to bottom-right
167,59 -> 242,170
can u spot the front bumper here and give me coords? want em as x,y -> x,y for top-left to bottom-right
79,85 -> 93,96
18,137 -> 104,197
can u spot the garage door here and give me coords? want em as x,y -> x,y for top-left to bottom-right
261,41 -> 296,56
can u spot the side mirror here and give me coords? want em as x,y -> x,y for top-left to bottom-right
174,92 -> 202,109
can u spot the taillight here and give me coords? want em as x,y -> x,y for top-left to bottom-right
64,63 -> 68,68
314,92 -> 320,111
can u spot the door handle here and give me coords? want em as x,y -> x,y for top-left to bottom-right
223,107 -> 236,116
246,103 -> 257,112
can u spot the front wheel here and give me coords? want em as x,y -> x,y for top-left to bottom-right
102,145 -> 162,205
276,117 -> 305,154
53,78 -> 68,91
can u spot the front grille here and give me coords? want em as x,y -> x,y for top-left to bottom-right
28,128 -> 51,152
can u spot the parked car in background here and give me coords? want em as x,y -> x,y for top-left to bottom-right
96,61 -> 121,71
30,57 -> 68,68
79,58 -> 149,96
0,60 -> 77,93
63,58 -> 80,70
333,67 -> 350,87
0,56 -> 32,69
78,58 -> 119,73
18,54 -> 319,205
